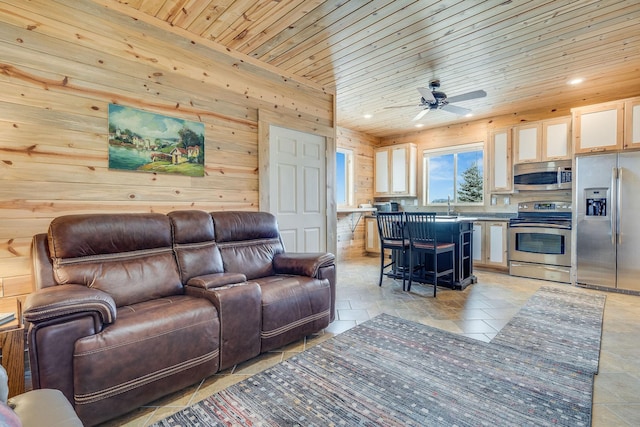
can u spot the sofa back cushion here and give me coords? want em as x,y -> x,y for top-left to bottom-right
210,211 -> 284,279
47,213 -> 182,307
168,210 -> 224,284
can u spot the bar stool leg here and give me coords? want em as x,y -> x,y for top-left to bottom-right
378,248 -> 385,286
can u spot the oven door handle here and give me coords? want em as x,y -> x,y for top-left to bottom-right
509,223 -> 571,230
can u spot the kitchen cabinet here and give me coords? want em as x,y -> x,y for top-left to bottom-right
541,117 -> 571,161
513,123 -> 541,164
513,118 -> 571,163
374,143 -> 417,197
624,97 -> 640,148
473,220 -> 508,269
365,217 -> 380,253
488,129 -> 512,193
573,101 -> 624,153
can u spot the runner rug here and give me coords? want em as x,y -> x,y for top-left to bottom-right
492,285 -> 606,374
152,295 -> 602,427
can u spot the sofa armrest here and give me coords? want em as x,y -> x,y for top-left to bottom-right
187,272 -> 247,290
273,252 -> 335,277
24,284 -> 117,325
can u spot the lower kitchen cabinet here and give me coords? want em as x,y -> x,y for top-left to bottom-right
473,220 -> 508,269
365,217 -> 380,253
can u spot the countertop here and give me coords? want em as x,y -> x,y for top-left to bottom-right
434,216 -> 477,222
337,207 -> 377,213
364,212 -> 515,221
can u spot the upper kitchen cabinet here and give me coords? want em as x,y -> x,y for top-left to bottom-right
624,97 -> 640,149
513,123 -> 541,164
541,117 -> 571,161
573,101 -> 624,154
374,143 -> 417,197
489,129 -> 512,193
514,118 -> 571,164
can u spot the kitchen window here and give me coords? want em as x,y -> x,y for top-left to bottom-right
422,143 -> 484,205
336,148 -> 354,207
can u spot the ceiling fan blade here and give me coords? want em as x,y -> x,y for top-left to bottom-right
384,104 -> 422,109
417,87 -> 436,103
441,104 -> 471,115
412,109 -> 429,121
446,90 -> 487,104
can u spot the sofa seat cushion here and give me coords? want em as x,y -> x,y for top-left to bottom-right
10,389 -> 83,427
254,275 -> 331,352
72,295 -> 219,426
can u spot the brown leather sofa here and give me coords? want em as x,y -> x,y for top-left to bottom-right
25,210 -> 336,426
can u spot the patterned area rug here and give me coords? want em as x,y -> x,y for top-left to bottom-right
492,285 -> 606,374
152,309 -> 598,426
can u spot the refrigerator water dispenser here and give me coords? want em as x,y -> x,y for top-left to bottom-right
585,188 -> 607,217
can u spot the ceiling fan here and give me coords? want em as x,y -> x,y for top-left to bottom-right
386,79 -> 487,121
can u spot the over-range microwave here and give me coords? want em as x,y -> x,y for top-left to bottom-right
513,160 -> 572,191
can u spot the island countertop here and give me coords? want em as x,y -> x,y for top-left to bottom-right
434,216 -> 477,222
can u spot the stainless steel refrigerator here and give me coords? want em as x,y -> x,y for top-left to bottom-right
576,151 -> 640,291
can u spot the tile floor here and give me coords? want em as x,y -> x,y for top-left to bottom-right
99,256 -> 640,426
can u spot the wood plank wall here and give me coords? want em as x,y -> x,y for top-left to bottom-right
0,0 -> 334,311
336,127 -> 380,260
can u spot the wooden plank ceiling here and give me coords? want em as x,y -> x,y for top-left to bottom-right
117,0 -> 640,138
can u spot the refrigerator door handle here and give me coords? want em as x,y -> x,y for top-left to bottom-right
618,167 -> 622,244
611,167 -> 617,246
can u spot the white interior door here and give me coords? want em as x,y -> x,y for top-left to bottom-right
269,125 -> 326,252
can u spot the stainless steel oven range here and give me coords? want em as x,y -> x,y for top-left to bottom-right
508,201 -> 572,283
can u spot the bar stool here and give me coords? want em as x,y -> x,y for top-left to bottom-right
405,212 -> 455,296
376,212 -> 409,290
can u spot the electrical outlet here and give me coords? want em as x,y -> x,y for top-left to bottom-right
504,196 -> 510,205
491,196 -> 497,205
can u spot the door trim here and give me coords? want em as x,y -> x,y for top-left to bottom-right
258,109 -> 337,255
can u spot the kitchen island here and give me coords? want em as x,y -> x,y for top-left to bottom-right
384,215 -> 476,291
432,216 -> 476,290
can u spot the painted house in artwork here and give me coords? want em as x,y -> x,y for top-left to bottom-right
170,147 -> 189,165
187,145 -> 200,162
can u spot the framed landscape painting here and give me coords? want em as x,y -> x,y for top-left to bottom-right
108,104 -> 205,177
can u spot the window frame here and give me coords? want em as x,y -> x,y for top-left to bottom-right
336,147 -> 355,208
422,142 -> 485,206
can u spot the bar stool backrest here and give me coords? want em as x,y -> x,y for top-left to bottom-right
376,212 -> 406,244
405,212 -> 438,245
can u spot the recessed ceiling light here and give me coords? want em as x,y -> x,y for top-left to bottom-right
363,114 -> 373,119
465,113 -> 473,118
569,78 -> 584,85
415,123 -> 424,128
